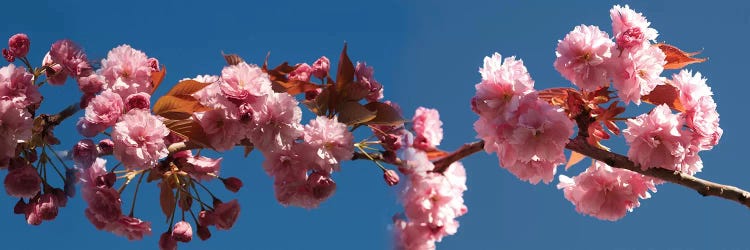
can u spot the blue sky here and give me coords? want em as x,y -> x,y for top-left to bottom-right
3,1 -> 750,249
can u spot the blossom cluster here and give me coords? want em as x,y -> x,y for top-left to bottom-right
472,53 -> 574,184
392,108 -> 468,250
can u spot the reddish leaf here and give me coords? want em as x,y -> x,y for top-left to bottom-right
222,52 -> 244,66
239,139 -> 254,158
363,102 -> 407,126
304,87 -> 331,116
335,44 -> 355,92
337,101 -> 376,125
159,182 -> 176,219
272,80 -> 321,96
565,151 -> 587,170
642,84 -> 685,112
165,80 -> 210,96
150,66 -> 166,94
153,96 -> 210,120
656,43 -> 707,70
163,119 -> 212,148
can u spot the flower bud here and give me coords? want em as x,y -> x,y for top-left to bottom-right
172,221 -> 193,242
8,33 -> 30,58
158,232 -> 177,250
383,169 -> 400,186
311,56 -> 330,79
221,177 -> 243,193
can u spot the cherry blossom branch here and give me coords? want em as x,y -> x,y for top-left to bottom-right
565,136 -> 750,209
47,102 -> 81,126
432,141 -> 485,173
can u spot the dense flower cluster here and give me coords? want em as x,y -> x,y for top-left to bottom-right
473,53 -> 574,184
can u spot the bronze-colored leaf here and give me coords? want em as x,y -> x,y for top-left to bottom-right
159,181 -> 176,219
304,87 -> 331,116
335,44 -> 355,92
641,84 -> 685,112
165,80 -> 210,96
239,139 -> 254,158
222,52 -> 244,66
153,96 -> 208,120
656,43 -> 707,70
363,102 -> 407,126
565,151 -> 587,170
150,66 -> 166,94
273,80 -> 321,96
337,101 -> 376,125
163,119 -> 212,148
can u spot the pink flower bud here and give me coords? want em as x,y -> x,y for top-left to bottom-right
8,33 -> 30,58
289,63 -> 312,82
76,74 -> 104,95
148,58 -> 160,72
383,169 -> 400,186
158,232 -> 177,250
212,199 -> 240,230
197,224 -> 212,241
221,177 -> 243,193
2,48 -> 14,62
171,221 -> 193,242
311,56 -> 330,79
35,193 -> 59,221
73,139 -> 97,168
124,92 -> 151,111
98,139 -> 114,156
4,165 -> 41,198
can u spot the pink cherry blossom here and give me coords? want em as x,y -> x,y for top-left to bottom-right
78,89 -> 124,136
307,171 -> 337,202
611,45 -> 666,104
473,53 -> 533,118
0,63 -> 41,108
78,158 -> 109,187
302,116 -> 354,172
124,92 -> 151,111
685,97 -> 722,150
289,63 -> 312,82
99,45 -> 153,94
311,56 -> 330,79
49,39 -> 92,78
185,153 -> 222,181
194,109 -> 244,151
558,161 -> 657,221
393,219 -> 437,250
4,164 -> 41,198
72,139 -> 98,168
246,92 -> 303,153
42,52 -> 68,85
610,5 -> 658,49
83,186 -> 122,224
0,100 -> 32,164
398,145 -> 435,175
108,216 -> 152,240
112,109 -> 170,170
412,107 -> 443,151
508,97 -> 572,165
76,73 -> 105,95
8,33 -> 30,58
671,70 -> 712,108
384,169 -> 400,186
219,62 -> 272,102
553,25 -> 614,91
355,62 -> 384,102
212,199 -> 240,230
623,104 -> 696,173
172,221 -> 193,242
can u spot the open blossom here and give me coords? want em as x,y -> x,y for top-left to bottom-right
78,89 -> 124,136
289,63 -> 312,82
185,153 -> 222,181
412,107 -> 443,151
670,70 -> 721,149
473,53 -> 533,118
558,161 -> 657,221
355,62 -> 384,102
611,5 -> 658,49
42,52 -> 68,85
0,63 -> 41,107
246,92 -> 303,153
49,39 -> 92,78
211,199 -> 240,230
112,109 -> 170,170
76,73 -> 105,95
4,164 -> 41,198
108,216 -> 152,240
554,25 -> 614,91
72,139 -> 98,168
194,109 -> 244,151
611,45 -> 665,104
124,92 -> 151,111
302,116 -> 354,172
99,45 -> 153,93
393,219 -> 437,250
220,62 -> 272,102
0,100 -> 32,164
623,104 -> 697,173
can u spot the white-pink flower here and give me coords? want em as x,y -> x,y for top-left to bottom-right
78,89 -> 124,137
553,25 -> 614,91
0,64 -> 41,108
610,5 -> 658,49
412,107 -> 443,151
246,92 -> 303,153
0,100 -> 32,164
99,45 -> 153,97
623,105 -> 696,173
558,161 -> 657,221
112,109 -> 170,170
219,62 -> 272,102
194,110 -> 244,151
49,39 -> 92,78
611,45 -> 666,104
302,116 -> 354,172
473,53 -> 534,118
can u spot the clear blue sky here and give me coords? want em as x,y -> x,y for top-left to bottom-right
3,1 -> 750,249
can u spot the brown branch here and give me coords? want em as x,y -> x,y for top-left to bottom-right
47,103 -> 81,126
351,151 -> 402,165
432,140 -> 485,173
565,136 -> 750,209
